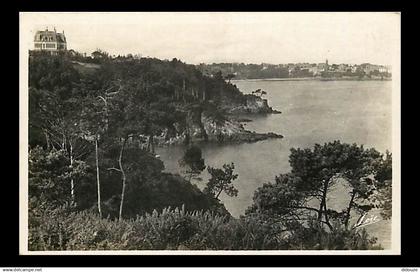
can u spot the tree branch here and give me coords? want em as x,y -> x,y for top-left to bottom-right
288,206 -> 320,213
107,167 -> 122,172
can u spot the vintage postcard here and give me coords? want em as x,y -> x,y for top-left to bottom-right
19,12 -> 401,255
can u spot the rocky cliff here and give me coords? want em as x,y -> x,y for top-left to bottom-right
223,95 -> 281,114
155,103 -> 283,146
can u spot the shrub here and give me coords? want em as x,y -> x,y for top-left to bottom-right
29,205 -> 381,251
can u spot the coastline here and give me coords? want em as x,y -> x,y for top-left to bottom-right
232,77 -> 392,82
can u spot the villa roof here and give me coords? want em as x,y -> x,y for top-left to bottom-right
34,30 -> 66,43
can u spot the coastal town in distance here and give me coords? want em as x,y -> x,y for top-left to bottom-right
22,12 -> 399,254
197,60 -> 392,80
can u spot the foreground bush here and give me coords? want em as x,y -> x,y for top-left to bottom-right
29,205 -> 381,251
29,205 -> 271,250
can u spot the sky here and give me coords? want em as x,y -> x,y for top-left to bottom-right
21,12 -> 400,66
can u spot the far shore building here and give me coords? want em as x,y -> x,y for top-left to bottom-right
379,65 -> 392,74
33,27 -> 67,54
317,59 -> 329,73
308,66 -> 320,76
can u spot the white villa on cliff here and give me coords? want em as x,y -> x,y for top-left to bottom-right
33,27 -> 67,53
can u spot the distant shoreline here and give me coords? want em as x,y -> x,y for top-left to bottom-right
232,77 -> 392,82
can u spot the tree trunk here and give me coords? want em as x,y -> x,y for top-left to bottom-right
184,124 -> 191,145
318,199 -> 324,223
146,136 -> 150,152
344,189 -> 357,229
43,130 -> 50,150
318,179 -> 329,224
323,199 -> 331,228
318,186 -> 325,221
69,142 -> 75,206
118,138 -> 127,221
62,134 -> 66,151
104,106 -> 109,131
95,138 -> 102,218
216,188 -> 223,199
182,79 -> 186,103
146,135 -> 155,153
150,134 -> 155,154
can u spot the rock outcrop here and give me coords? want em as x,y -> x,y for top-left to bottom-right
223,95 -> 281,114
155,108 -> 283,146
152,92 -> 282,146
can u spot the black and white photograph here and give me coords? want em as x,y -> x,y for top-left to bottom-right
19,12 -> 401,254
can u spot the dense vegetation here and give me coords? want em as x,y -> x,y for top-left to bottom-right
198,63 -> 290,80
29,205 -> 382,250
28,51 -> 392,250
29,51 -> 244,219
246,142 -> 392,234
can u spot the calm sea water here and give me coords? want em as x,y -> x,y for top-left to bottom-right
156,79 -> 392,248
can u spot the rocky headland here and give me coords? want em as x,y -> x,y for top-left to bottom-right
223,94 -> 282,114
154,94 -> 283,146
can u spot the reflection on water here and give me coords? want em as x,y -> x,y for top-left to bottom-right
156,79 -> 392,248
